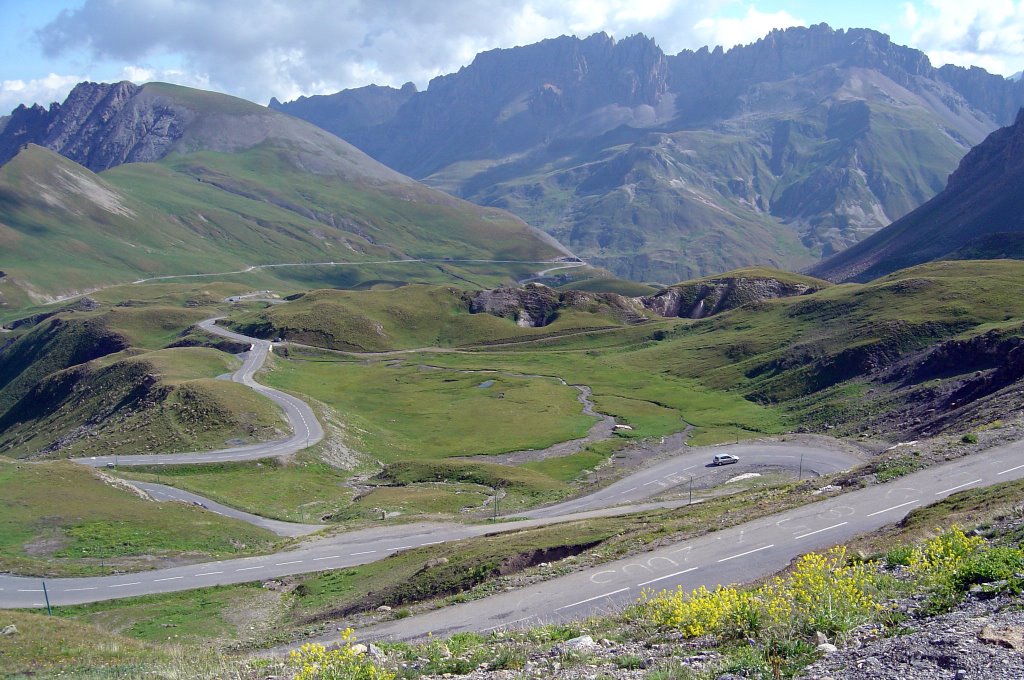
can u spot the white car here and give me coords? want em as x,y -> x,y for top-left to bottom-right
711,453 -> 740,466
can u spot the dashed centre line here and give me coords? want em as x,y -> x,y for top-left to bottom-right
935,479 -> 982,495
866,500 -> 919,517
997,464 -> 1024,476
794,522 -> 848,540
350,550 -> 376,556
153,576 -> 183,582
275,560 -> 303,566
108,582 -> 141,588
637,567 -> 698,587
312,555 -> 340,561
555,587 -> 630,611
194,571 -> 223,576
64,587 -> 97,592
482,616 -> 535,633
235,566 -> 262,572
718,544 -> 774,562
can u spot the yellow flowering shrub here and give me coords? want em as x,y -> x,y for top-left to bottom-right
289,628 -> 394,680
908,526 -> 984,587
635,547 -> 884,642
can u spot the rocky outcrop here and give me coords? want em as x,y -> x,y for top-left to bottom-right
0,81 -> 191,170
468,273 -> 819,327
470,284 -> 563,327
643,274 -> 822,319
0,80 -> 416,184
469,283 -> 647,327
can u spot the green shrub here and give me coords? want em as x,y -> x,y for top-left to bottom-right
952,546 -> 1024,590
961,433 -> 979,444
885,546 -> 914,567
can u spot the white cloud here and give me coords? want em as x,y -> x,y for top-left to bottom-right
902,3 -> 919,29
0,73 -> 83,113
32,0 -> 734,106
908,1 -> 1024,75
693,6 -> 805,50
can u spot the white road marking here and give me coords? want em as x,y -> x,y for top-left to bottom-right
195,571 -> 223,576
554,587 -> 630,611
388,545 -> 413,551
866,500 -> 919,517
794,522 -> 848,540
482,616 -> 534,632
619,487 -> 638,495
153,576 -> 184,582
935,479 -> 982,495
312,555 -> 340,561
997,464 -> 1024,476
420,541 -> 443,546
17,589 -> 43,592
718,544 -> 775,562
275,560 -> 303,566
64,587 -> 97,592
235,566 -> 262,572
643,480 -> 660,486
637,567 -> 698,587
350,550 -> 376,556
108,582 -> 141,588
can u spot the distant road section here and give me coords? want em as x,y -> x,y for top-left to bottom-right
78,318 -> 323,467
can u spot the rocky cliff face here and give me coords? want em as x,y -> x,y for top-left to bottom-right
642,275 -> 821,319
811,108 -> 1024,282
0,81 -> 415,183
468,272 -> 819,328
0,82 -> 190,170
336,32 -> 671,178
275,24 -> 1024,282
469,283 -> 648,327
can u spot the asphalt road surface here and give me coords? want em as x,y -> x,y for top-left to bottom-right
77,318 -> 323,467
130,481 -> 324,537
13,317 -> 1023,648
522,442 -> 859,519
344,437 -> 1024,643
3,438 -> 1023,611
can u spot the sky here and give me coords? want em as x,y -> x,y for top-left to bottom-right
2,0 -> 1023,114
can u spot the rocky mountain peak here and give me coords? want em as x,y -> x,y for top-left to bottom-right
946,106 -> 1024,194
0,80 -> 188,171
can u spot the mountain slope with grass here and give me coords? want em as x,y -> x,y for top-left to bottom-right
242,261 -> 1024,444
0,82 -> 566,307
273,24 -> 1024,282
0,289 -> 287,459
812,108 -> 1024,282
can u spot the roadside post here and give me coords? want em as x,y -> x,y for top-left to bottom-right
42,581 -> 52,616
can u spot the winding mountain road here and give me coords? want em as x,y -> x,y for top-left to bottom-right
9,314 -> 1021,651
77,318 -> 323,468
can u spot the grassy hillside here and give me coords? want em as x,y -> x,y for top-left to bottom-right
0,459 -> 278,576
238,261 -> 1024,447
0,287 -> 288,459
228,284 -> 652,351
0,144 -> 562,309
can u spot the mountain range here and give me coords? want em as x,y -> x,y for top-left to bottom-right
0,82 -> 564,306
272,24 -> 1024,283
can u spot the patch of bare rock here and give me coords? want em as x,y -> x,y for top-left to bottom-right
799,595 -> 1024,680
